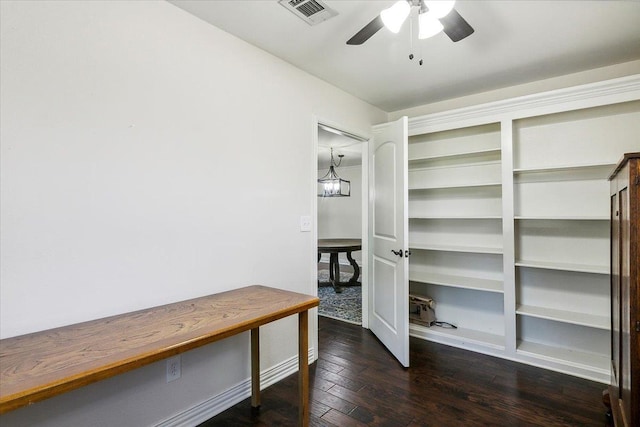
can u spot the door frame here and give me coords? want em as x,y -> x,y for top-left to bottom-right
312,116 -> 370,352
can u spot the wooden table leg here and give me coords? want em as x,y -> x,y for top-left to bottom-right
329,252 -> 343,293
346,250 -> 360,284
251,327 -> 260,409
298,310 -> 309,427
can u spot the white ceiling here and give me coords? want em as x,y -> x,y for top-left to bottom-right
317,127 -> 363,169
169,0 -> 640,112
318,127 -> 362,170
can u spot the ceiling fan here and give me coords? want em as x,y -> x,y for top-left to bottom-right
346,0 -> 474,46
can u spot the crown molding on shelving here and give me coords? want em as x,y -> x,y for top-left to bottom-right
408,74 -> 640,135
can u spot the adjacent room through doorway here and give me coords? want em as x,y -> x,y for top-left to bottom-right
316,124 -> 365,325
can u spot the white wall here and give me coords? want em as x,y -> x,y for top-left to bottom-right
317,164 -> 363,265
389,60 -> 640,119
0,1 -> 387,426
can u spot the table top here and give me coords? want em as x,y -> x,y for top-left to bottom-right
0,285 -> 319,414
318,239 -> 362,251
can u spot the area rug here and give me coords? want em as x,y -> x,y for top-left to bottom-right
317,270 -> 362,325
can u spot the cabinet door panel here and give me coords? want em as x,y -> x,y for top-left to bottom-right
620,186 -> 631,425
611,192 -> 620,386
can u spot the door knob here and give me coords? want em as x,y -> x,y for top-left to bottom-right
391,249 -> 403,257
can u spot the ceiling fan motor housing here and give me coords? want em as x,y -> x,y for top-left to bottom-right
346,0 -> 473,46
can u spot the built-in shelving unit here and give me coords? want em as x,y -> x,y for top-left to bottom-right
508,101 -> 640,382
405,77 -> 640,383
407,122 -> 505,355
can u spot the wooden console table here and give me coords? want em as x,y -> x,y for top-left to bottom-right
318,238 -> 362,293
0,285 -> 319,426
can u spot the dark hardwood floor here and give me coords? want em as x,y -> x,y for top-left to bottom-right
200,316 -> 608,426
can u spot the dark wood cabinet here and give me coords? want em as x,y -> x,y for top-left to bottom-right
609,152 -> 640,427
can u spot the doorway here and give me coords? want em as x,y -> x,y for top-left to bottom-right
316,123 -> 367,326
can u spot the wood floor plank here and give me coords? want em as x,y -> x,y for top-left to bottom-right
325,383 -> 423,426
321,408 -> 369,427
314,366 -> 367,392
200,317 -> 608,427
316,358 -> 345,374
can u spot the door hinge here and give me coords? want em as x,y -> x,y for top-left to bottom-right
637,320 -> 640,332
635,176 -> 640,186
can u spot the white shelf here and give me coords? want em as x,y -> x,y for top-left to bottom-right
513,163 -> 616,173
514,178 -> 610,218
410,215 -> 502,220
516,304 -> 609,330
409,148 -> 501,163
410,322 -> 505,351
513,162 -> 616,174
410,243 -> 503,255
409,160 -> 502,190
515,259 -> 608,275
409,181 -> 501,191
515,215 -> 609,221
513,163 -> 615,183
516,340 -> 609,375
409,272 -> 503,293
411,160 -> 501,172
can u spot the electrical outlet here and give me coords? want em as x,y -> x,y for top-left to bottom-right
166,355 -> 181,383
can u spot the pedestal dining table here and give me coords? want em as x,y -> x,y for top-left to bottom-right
317,238 -> 362,293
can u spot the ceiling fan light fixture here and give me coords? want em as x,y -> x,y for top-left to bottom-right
381,0 -> 411,33
418,12 -> 444,39
424,0 -> 455,19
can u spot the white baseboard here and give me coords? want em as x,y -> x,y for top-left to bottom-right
155,348 -> 315,427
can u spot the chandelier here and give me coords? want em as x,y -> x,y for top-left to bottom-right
318,148 -> 350,197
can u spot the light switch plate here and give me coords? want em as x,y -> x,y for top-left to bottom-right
300,215 -> 312,232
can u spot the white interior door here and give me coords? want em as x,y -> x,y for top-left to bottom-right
368,117 -> 409,367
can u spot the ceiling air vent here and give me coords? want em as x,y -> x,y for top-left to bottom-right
278,0 -> 338,26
